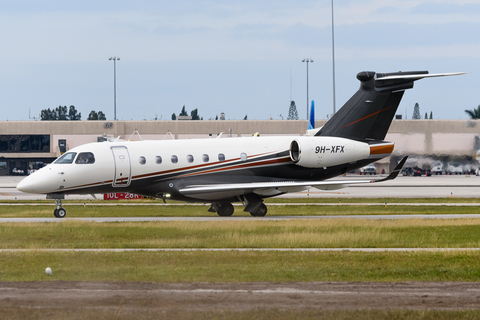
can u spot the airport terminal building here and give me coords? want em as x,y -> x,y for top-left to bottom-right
1,119 -> 479,176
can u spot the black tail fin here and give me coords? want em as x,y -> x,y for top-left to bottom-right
316,71 -> 464,140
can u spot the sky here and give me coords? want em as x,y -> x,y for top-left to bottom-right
0,0 -> 478,121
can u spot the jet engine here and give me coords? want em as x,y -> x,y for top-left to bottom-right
289,137 -> 370,168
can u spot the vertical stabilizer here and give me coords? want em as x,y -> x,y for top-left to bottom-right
316,71 -> 464,141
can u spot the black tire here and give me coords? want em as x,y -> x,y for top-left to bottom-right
56,208 -> 66,218
250,203 -> 267,217
217,202 -> 234,217
53,209 -> 59,218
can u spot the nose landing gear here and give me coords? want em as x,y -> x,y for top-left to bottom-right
47,193 -> 66,218
54,199 -> 66,218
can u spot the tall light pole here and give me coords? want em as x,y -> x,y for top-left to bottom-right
109,56 -> 120,120
302,58 -> 313,119
331,0 -> 337,115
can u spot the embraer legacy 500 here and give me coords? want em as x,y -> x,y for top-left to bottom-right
17,70 -> 463,218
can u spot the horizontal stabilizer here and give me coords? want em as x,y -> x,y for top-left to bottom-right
376,72 -> 466,82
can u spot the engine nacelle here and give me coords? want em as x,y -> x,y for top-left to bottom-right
289,136 -> 370,168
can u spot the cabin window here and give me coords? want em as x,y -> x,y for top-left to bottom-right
155,156 -> 162,164
202,154 -> 209,162
240,152 -> 247,161
218,153 -> 225,162
75,152 -> 95,164
139,156 -> 146,165
55,152 -> 77,164
187,154 -> 194,163
171,155 -> 178,163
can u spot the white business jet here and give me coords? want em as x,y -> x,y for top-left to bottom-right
17,70 -> 464,218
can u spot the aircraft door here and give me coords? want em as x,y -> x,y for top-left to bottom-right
111,146 -> 131,187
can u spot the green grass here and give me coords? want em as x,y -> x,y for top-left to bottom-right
1,251 -> 480,282
1,202 -> 480,217
2,308 -> 480,320
2,219 -> 480,249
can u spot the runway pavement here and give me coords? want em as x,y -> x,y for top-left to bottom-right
2,174 -> 480,200
3,281 -> 480,312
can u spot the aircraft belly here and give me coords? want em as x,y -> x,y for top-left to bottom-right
181,190 -> 246,201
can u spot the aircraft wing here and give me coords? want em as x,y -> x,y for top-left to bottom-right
179,157 -> 408,200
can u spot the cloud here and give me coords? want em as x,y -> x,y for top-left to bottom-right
410,2 -> 480,15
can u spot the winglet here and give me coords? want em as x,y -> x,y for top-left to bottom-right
375,156 -> 408,183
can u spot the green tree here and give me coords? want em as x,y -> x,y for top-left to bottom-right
87,110 -> 106,120
57,106 -> 68,120
179,105 -> 188,116
243,115 -> 248,120
424,112 -> 428,119
215,115 -> 218,120
41,105 -> 77,120
40,108 -> 56,120
287,101 -> 299,120
190,108 -> 200,120
412,103 -> 421,119
88,111 -> 98,120
68,105 -> 81,120
465,105 -> 480,119
429,111 -> 433,119
171,113 -> 176,120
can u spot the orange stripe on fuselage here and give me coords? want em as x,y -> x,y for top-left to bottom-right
369,144 -> 394,155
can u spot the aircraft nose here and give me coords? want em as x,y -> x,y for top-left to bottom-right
16,175 -> 37,193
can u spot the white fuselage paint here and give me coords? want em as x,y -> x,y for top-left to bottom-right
17,136 -> 391,198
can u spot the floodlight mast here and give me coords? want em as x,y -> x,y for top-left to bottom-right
109,56 -> 120,121
302,58 -> 313,120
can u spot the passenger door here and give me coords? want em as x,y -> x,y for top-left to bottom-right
111,146 -> 131,187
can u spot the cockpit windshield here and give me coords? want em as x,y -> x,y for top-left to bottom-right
54,152 -> 77,164
75,152 -> 95,164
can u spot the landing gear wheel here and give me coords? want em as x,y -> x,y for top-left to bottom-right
216,202 -> 234,217
250,203 -> 267,217
56,208 -> 66,218
53,198 -> 66,218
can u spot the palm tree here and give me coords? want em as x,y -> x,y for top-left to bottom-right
465,105 -> 480,119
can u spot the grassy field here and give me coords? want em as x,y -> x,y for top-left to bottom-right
3,308 -> 480,320
2,219 -> 480,249
1,202 -> 480,217
1,250 -> 480,282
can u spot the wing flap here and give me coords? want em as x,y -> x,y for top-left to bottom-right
179,157 -> 408,199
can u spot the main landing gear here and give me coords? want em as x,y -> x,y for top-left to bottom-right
208,199 -> 268,217
209,202 -> 235,217
250,203 -> 267,217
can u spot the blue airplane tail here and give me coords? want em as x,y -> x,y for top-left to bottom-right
308,100 -> 315,130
